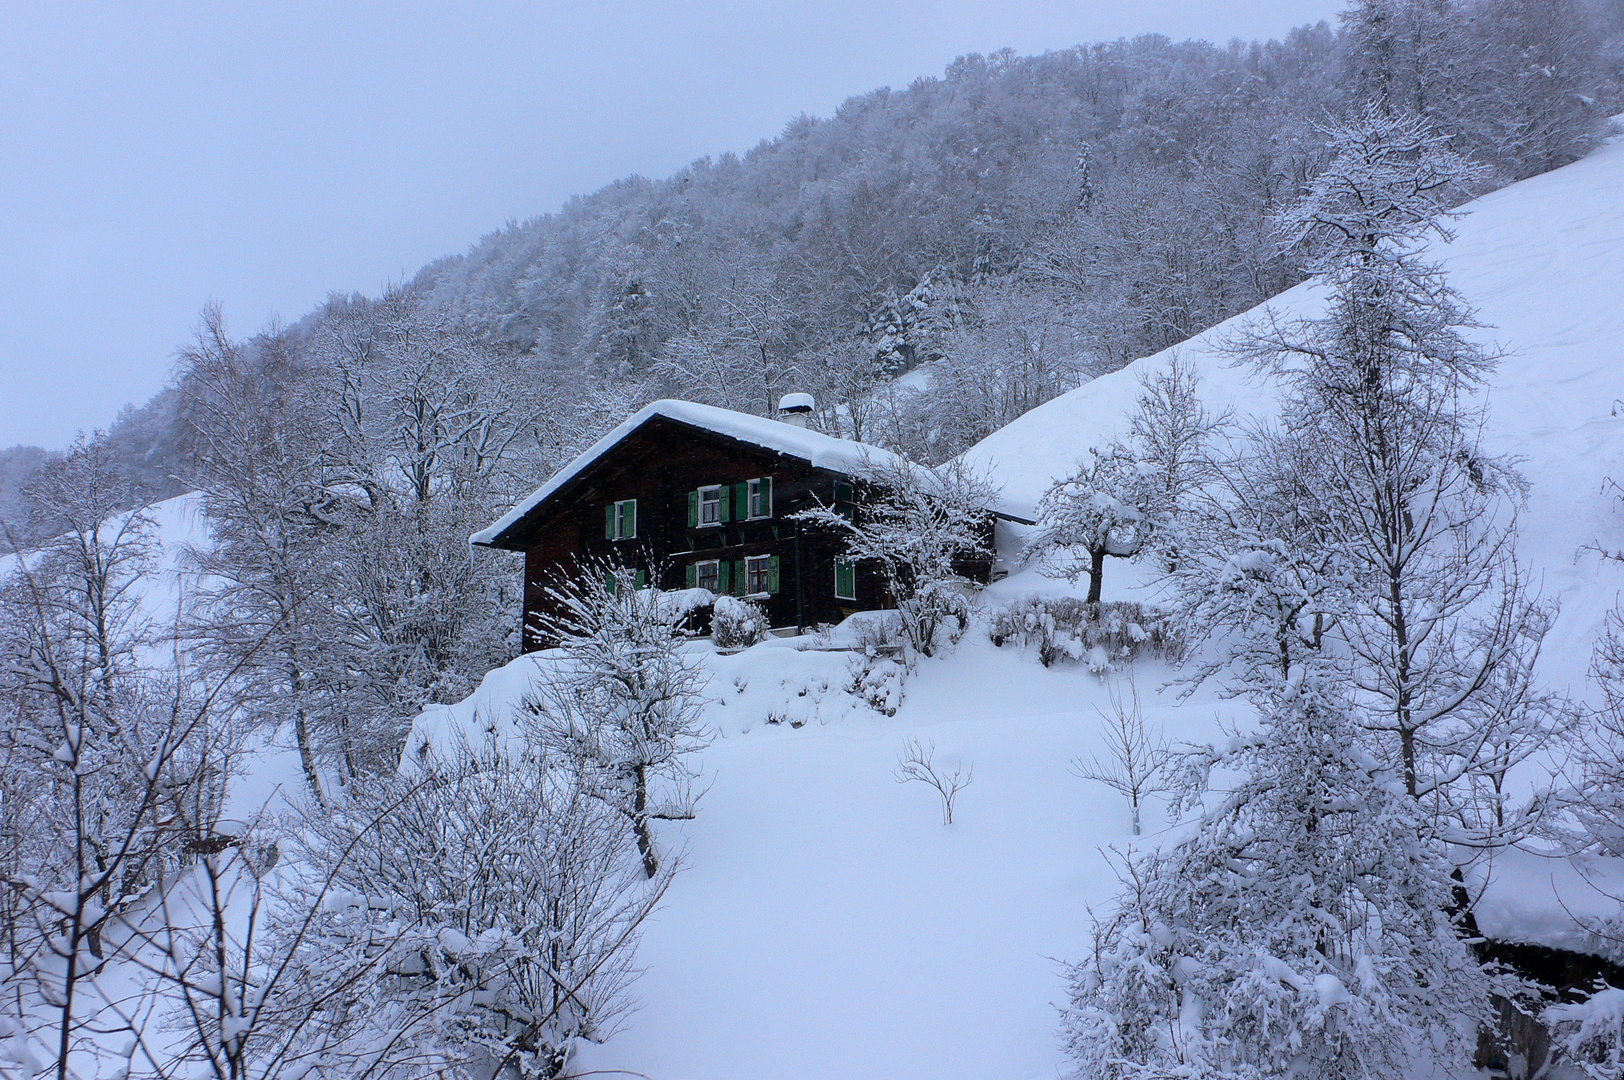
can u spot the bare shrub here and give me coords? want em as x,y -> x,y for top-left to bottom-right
894,738 -> 973,825
1072,677 -> 1171,835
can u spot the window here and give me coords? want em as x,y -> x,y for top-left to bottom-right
834,481 -> 855,521
747,476 -> 773,519
694,560 -> 720,594
834,557 -> 857,601
697,485 -> 723,526
744,554 -> 778,595
605,499 -> 636,540
604,567 -> 645,595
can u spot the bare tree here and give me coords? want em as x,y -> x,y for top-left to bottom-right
1073,678 -> 1171,836
795,455 -> 999,658
894,738 -> 973,825
527,564 -> 710,878
0,533 -> 247,1080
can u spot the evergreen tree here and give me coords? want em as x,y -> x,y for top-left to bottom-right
1063,677 -> 1488,1079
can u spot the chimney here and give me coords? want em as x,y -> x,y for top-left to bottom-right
777,392 -> 815,429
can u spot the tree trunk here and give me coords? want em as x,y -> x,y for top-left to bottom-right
633,765 -> 658,878
1087,546 -> 1106,605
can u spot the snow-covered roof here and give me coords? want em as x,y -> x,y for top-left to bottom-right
473,399 -> 930,547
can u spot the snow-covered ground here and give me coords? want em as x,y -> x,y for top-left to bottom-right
410,625 -> 1233,1080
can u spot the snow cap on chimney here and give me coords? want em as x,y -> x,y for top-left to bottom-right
778,392 -> 815,428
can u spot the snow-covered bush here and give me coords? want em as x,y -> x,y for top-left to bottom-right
848,653 -> 905,716
271,755 -> 668,1080
988,597 -> 1180,672
712,594 -> 769,651
1062,678 -> 1487,1079
1547,985 -> 1624,1079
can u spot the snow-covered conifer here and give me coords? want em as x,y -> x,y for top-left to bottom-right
1063,677 -> 1488,1079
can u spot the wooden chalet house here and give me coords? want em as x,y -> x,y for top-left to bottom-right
472,396 -> 1004,651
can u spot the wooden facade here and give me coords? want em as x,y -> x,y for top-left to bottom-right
479,411 -> 974,652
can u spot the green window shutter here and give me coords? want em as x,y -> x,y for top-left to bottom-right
604,569 -> 616,596
605,505 -> 615,539
635,569 -> 646,589
733,482 -> 748,521
719,487 -> 731,523
734,559 -> 746,595
718,559 -> 732,594
688,490 -> 699,528
762,475 -> 772,516
835,558 -> 855,600
686,562 -> 697,589
835,481 -> 853,503
626,500 -> 636,539
767,554 -> 780,594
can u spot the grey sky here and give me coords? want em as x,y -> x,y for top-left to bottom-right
0,1 -> 1340,449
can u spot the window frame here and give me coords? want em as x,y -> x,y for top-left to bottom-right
697,485 -> 723,527
695,559 -> 721,594
611,498 -> 637,540
744,554 -> 772,596
746,476 -> 772,520
834,556 -> 857,601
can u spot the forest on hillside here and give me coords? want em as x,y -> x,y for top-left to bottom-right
2,0 -> 1621,533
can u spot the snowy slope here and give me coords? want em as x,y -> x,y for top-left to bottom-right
964,121 -> 1624,696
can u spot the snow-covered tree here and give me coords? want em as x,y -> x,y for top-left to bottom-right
1128,355 -> 1229,572
0,471 -> 240,1080
1023,444 -> 1155,606
1228,108 -> 1562,842
526,565 -> 710,878
1063,677 -> 1488,1079
1173,424 -> 1343,696
794,456 -> 998,658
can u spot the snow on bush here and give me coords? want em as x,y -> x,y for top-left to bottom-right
848,653 -> 905,717
711,595 -> 769,651
1547,985 -> 1624,1079
988,596 -> 1180,673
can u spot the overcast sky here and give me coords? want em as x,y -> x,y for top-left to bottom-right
0,1 -> 1341,449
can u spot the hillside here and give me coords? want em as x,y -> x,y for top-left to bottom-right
393,125 -> 1624,1079
964,115 -> 1624,695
